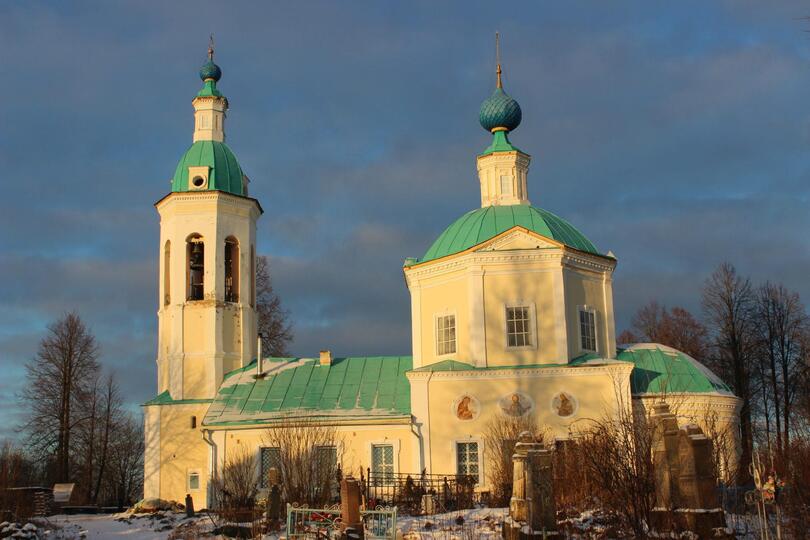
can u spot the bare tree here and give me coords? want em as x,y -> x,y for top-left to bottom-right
574,408 -> 656,537
262,418 -> 342,507
104,415 -> 144,507
210,446 -> 259,514
482,414 -> 545,505
621,301 -> 708,359
21,312 -> 100,483
701,263 -> 755,484
256,256 -> 293,357
92,374 -> 122,502
753,282 -> 808,459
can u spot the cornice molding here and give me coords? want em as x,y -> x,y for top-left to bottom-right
405,245 -> 614,284
156,191 -> 262,218
406,361 -> 634,381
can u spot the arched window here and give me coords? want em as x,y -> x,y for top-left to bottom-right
250,246 -> 256,308
186,234 -> 204,301
224,237 -> 239,303
163,240 -> 171,306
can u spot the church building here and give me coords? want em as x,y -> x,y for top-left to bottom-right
143,46 -> 742,505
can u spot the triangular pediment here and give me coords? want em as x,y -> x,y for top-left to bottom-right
474,227 -> 563,253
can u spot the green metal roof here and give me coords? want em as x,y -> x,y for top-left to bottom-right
172,140 -> 245,195
197,80 -> 223,97
480,130 -> 524,156
202,356 -> 413,426
413,205 -> 602,265
618,344 -> 733,395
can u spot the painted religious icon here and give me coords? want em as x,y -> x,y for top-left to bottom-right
454,395 -> 479,421
551,392 -> 576,417
499,392 -> 533,417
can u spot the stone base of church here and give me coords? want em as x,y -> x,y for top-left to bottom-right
649,508 -> 732,539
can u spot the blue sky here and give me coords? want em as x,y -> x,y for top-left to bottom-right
1,1 -> 809,439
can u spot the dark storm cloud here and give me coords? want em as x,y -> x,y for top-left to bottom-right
2,1 -> 810,438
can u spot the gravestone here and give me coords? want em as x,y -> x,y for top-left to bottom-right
340,475 -> 363,540
266,467 -> 282,527
502,432 -> 558,539
650,402 -> 732,539
185,493 -> 195,517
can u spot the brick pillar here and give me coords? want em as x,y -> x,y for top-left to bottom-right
340,475 -> 363,540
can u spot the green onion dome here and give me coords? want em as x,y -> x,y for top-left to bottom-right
479,87 -> 522,133
199,59 -> 222,82
172,140 -> 245,195
413,204 -> 602,265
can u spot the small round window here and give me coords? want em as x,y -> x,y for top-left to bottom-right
192,176 -> 205,188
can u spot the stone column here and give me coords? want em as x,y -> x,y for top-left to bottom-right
649,403 -> 731,538
526,447 -> 556,533
503,432 -> 557,539
509,452 -> 528,522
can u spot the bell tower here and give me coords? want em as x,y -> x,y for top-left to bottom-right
154,44 -> 262,400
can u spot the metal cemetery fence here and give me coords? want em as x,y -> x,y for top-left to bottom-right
286,503 -> 397,540
361,469 -> 480,516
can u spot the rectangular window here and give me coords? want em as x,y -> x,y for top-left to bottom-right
188,471 -> 200,491
506,306 -> 532,348
579,308 -> 597,352
314,445 -> 338,474
500,175 -> 513,195
436,315 -> 456,356
371,444 -> 395,485
456,442 -> 480,482
260,447 -> 281,489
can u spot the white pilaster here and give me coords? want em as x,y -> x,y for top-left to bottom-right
551,268 -> 569,362
467,268 -> 487,367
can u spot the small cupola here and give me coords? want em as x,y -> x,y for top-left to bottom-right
476,33 -> 531,208
192,39 -> 228,143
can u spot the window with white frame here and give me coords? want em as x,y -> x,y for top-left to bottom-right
436,314 -> 456,356
579,308 -> 597,352
506,305 -> 533,348
371,444 -> 395,485
188,470 -> 200,491
260,447 -> 281,488
456,442 -> 480,482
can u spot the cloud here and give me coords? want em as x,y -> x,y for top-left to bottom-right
2,1 -> 810,438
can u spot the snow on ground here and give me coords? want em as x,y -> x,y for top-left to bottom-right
19,506 -> 765,539
397,507 -> 507,539
43,512 -> 211,539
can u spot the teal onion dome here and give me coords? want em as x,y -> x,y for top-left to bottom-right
199,59 -> 222,82
479,87 -> 522,133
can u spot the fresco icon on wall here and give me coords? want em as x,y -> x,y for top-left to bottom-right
551,392 -> 576,417
453,395 -> 480,421
499,392 -> 533,417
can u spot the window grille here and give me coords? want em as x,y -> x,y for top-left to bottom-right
506,306 -> 532,347
579,309 -> 597,352
260,447 -> 281,488
371,444 -> 394,485
436,315 -> 456,356
456,442 -> 480,481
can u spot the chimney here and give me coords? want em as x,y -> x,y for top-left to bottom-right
319,350 -> 332,366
